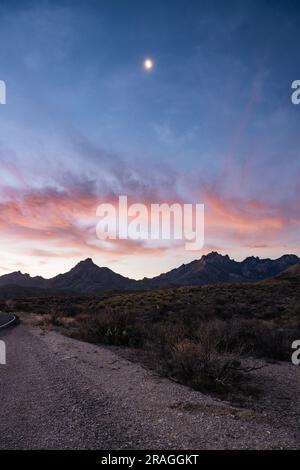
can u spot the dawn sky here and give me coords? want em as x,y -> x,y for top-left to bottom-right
0,0 -> 300,279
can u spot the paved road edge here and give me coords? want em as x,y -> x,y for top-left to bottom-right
0,314 -> 18,331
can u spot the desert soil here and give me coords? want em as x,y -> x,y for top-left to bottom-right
0,322 -> 299,449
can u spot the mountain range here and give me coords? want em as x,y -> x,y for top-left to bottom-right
0,251 -> 299,298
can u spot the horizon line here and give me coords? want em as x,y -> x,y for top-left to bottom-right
1,250 -> 299,281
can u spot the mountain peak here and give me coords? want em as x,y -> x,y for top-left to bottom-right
75,258 -> 97,268
202,251 -> 230,262
49,257 -> 133,293
278,254 -> 299,261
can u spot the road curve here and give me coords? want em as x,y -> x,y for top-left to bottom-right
0,313 -> 16,330
0,323 -> 298,449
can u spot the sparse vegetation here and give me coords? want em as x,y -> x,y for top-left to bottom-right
4,280 -> 300,397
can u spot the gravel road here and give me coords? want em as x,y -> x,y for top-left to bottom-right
0,322 -> 299,449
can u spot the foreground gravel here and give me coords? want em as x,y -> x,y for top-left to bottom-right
0,322 -> 299,449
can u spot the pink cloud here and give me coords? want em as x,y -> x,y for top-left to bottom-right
0,176 -> 298,275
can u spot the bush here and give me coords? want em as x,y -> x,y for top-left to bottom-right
214,319 -> 297,361
168,339 -> 244,393
13,280 -> 300,398
73,308 -> 147,347
151,320 -> 252,394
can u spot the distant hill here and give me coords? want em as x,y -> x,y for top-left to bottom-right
273,263 -> 300,281
0,284 -> 72,300
0,271 -> 47,289
0,252 -> 299,296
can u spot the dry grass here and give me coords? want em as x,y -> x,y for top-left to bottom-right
3,280 -> 299,397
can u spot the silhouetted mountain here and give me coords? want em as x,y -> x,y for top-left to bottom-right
138,252 -> 300,288
0,252 -> 299,295
139,252 -> 243,288
0,259 -> 134,294
0,271 -> 46,288
273,263 -> 300,281
240,254 -> 300,280
49,258 -> 135,293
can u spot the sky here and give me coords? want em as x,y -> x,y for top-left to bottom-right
0,0 -> 300,279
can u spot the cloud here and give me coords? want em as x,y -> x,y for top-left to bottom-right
0,169 -> 298,268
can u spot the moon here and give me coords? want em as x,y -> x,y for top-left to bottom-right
144,58 -> 154,70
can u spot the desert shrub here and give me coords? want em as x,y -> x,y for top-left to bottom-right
153,322 -> 188,357
55,316 -> 77,328
4,299 -> 17,311
151,320 -> 251,394
168,339 -> 245,393
32,313 -> 53,327
74,308 -> 147,347
59,304 -> 83,317
33,310 -> 70,328
209,318 -> 296,361
10,301 -> 32,312
237,323 -> 296,361
11,280 -> 300,397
